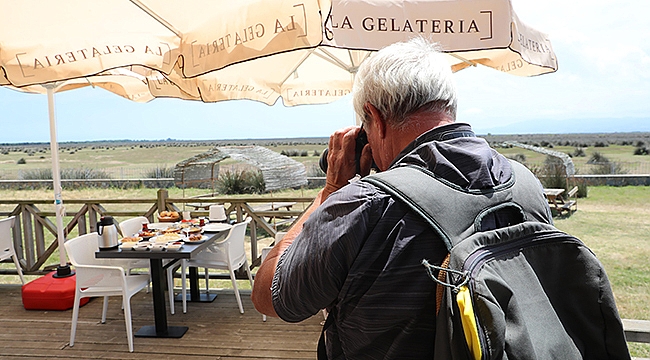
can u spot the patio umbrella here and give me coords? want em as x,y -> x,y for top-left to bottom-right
145,0 -> 557,107
0,0 -> 328,277
2,70 -> 154,277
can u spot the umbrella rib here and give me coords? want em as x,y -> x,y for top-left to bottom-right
449,53 -> 477,67
278,48 -> 317,86
317,48 -> 357,72
129,0 -> 183,38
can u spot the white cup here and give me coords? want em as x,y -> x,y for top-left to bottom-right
182,211 -> 191,220
209,205 -> 226,222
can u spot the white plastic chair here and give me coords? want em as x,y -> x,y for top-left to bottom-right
65,233 -> 149,352
0,216 -> 25,285
261,231 -> 287,322
118,216 -> 152,292
178,218 -> 253,314
209,204 -> 227,222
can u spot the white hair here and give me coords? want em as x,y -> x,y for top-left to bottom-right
353,37 -> 457,128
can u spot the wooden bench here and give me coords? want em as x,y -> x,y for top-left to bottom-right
251,202 -> 297,227
560,186 -> 579,213
623,319 -> 650,344
251,202 -> 296,212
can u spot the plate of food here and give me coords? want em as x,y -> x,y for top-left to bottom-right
158,211 -> 181,222
138,230 -> 157,240
203,223 -> 232,232
182,226 -> 203,234
166,241 -> 184,251
119,236 -> 142,250
153,232 -> 184,243
161,225 -> 182,234
185,233 -> 208,244
132,242 -> 152,251
147,222 -> 172,230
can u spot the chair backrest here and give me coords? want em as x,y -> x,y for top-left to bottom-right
209,205 -> 227,221
119,216 -> 149,237
218,218 -> 251,266
0,216 -> 16,253
64,233 -> 101,266
275,231 -> 287,243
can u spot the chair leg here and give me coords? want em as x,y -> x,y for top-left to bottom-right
69,290 -> 82,347
12,255 -> 25,285
167,265 -> 176,315
204,267 -> 210,294
181,261 -> 188,314
123,294 -> 134,352
101,296 -> 109,323
229,268 -> 244,314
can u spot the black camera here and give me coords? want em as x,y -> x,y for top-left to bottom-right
319,129 -> 370,174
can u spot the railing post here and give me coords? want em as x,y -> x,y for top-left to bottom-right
21,205 -> 35,270
157,189 -> 168,213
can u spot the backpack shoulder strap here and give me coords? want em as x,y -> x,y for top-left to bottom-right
362,160 -> 551,250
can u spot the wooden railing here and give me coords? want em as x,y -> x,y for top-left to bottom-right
0,189 -> 314,276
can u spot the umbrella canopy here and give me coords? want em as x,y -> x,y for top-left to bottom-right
325,0 -> 557,77
145,0 -> 557,107
0,0 -> 326,87
0,0 -> 328,276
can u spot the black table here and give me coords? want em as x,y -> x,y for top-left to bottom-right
95,229 -> 228,338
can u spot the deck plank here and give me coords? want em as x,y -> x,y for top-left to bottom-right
0,284 -> 323,359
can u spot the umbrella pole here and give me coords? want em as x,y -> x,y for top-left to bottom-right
44,84 -> 74,278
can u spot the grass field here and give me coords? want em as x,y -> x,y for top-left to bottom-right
2,134 -> 649,181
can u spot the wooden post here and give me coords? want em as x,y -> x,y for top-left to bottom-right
21,205 -> 35,269
157,189 -> 169,214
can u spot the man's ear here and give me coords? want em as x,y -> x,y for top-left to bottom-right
364,103 -> 387,139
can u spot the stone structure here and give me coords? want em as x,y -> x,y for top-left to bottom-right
173,146 -> 307,191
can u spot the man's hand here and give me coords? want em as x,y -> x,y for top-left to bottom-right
323,126 -> 373,199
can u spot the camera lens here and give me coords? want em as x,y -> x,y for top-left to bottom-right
319,148 -> 329,173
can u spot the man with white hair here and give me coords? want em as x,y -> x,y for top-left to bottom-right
252,37 -> 547,359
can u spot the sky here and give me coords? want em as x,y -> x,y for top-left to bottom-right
1,0 -> 649,144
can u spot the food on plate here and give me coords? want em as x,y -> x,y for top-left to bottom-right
158,211 -> 181,222
166,241 -> 183,251
138,230 -> 157,238
185,226 -> 202,234
120,236 -> 142,243
159,211 -> 179,218
188,233 -> 204,242
162,226 -> 181,233
155,233 -> 182,243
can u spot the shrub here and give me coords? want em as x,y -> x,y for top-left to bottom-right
16,158 -> 26,164
541,155 -> 566,190
587,152 -> 626,175
300,150 -> 309,157
594,141 -> 608,148
507,153 -> 527,163
633,146 -> 649,156
572,148 -> 586,157
145,166 -> 175,178
577,180 -> 588,198
20,167 -> 112,180
216,169 -> 265,194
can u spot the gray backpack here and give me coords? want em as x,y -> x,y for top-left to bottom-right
363,161 -> 630,360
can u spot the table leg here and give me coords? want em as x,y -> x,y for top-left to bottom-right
174,266 -> 217,303
135,258 -> 188,338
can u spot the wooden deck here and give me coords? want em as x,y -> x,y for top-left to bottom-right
0,284 -> 324,359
